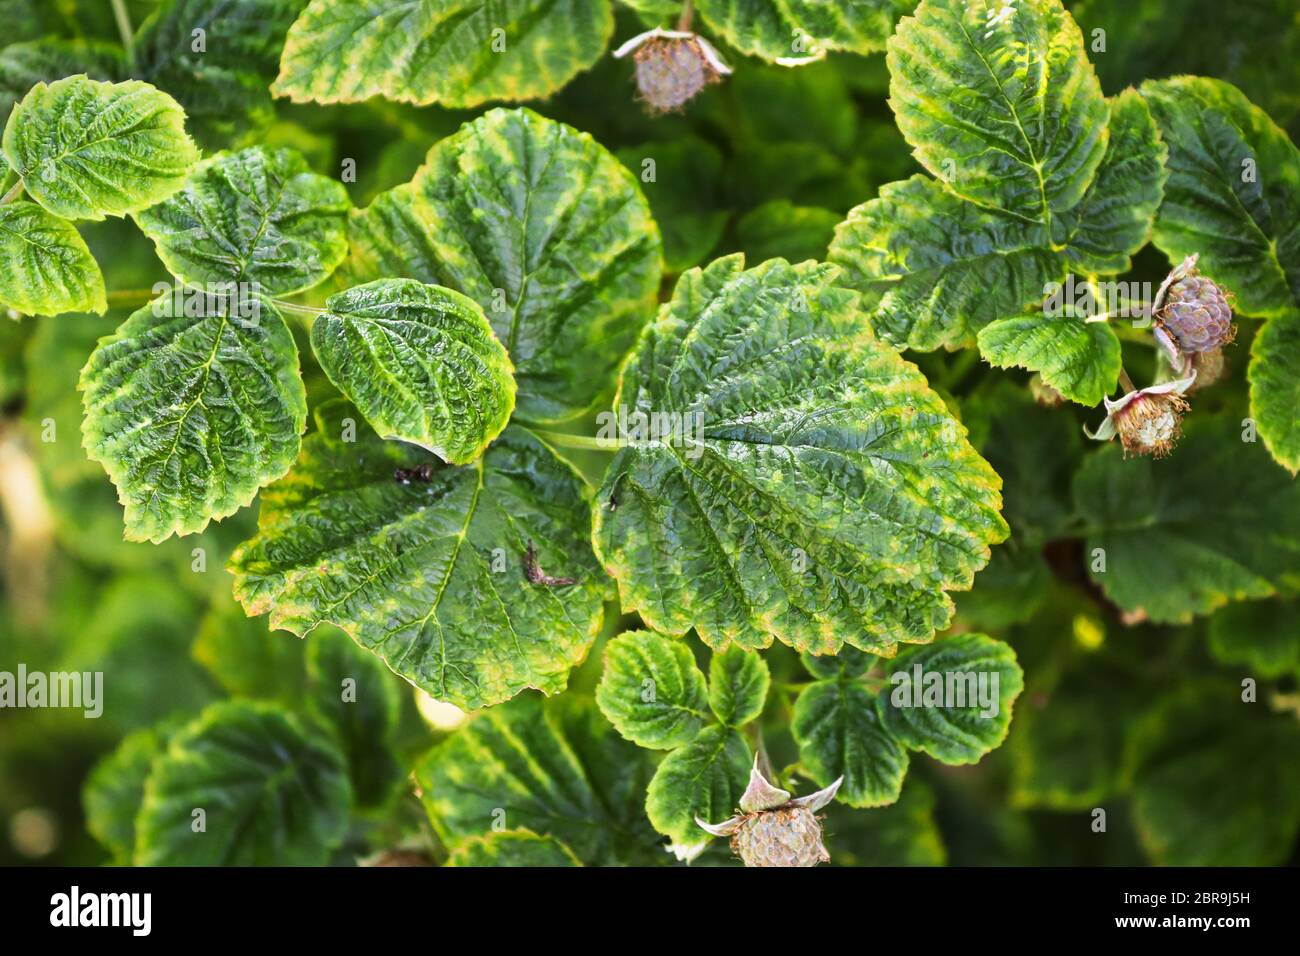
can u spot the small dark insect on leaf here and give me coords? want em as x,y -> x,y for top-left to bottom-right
524,540 -> 577,587
394,463 -> 436,484
606,471 -> 627,511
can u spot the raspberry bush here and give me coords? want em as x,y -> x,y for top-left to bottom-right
1,0 -> 1299,869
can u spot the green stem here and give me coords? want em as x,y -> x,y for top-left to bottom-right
530,429 -> 622,453
1118,367 -> 1137,393
270,297 -> 324,317
110,0 -> 136,71
0,181 -> 24,205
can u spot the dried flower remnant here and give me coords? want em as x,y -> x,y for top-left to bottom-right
1085,373 -> 1197,458
697,761 -> 842,867
612,28 -> 731,113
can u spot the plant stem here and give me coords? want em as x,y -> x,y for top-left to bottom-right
677,0 -> 695,31
270,297 -> 324,317
1118,367 -> 1137,393
530,429 -> 622,453
0,181 -> 24,205
110,0 -> 136,71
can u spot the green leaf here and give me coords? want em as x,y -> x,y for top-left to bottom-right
445,829 -> 582,867
133,0 -> 304,148
1249,309 -> 1300,473
1008,655 -> 1145,810
135,146 -> 350,296
593,255 -> 1007,655
955,542 -> 1050,631
80,295 -> 307,543
801,645 -> 873,680
887,0 -> 1108,220
695,0 -> 912,62
310,278 -> 516,464
135,701 -> 351,865
877,633 -> 1023,765
829,175 -> 1064,350
3,76 -> 198,221
83,724 -> 170,862
708,646 -> 769,727
305,626 -> 403,811
595,630 -> 710,750
0,202 -> 106,316
616,137 -> 727,274
343,108 -> 662,423
792,678 -> 909,807
416,694 -> 662,865
1207,599 -> 1300,679
645,724 -> 751,847
977,313 -> 1121,406
1074,416 -> 1300,622
1059,89 -> 1168,274
192,595 -> 306,701
734,200 -> 839,267
0,39 -> 124,121
229,401 -> 607,710
273,0 -> 613,109
1126,687 -> 1300,865
1141,76 -> 1300,317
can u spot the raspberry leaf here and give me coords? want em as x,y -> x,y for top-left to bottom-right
593,254 -> 1008,655
3,76 -> 198,221
132,0 -> 304,149
304,626 -> 403,811
416,695 -> 662,865
135,145 -> 350,296
1248,308 -> 1300,473
977,313 -> 1122,406
1074,416 -> 1300,622
829,175 -> 1063,350
792,677 -> 909,807
83,724 -> 173,865
1126,687 -> 1300,866
0,39 -> 123,121
645,724 -> 751,847
0,202 -> 107,316
876,633 -> 1024,765
80,296 -> 307,543
228,401 -> 606,710
274,0 -> 612,109
1207,599 -> 1300,680
445,830 -> 582,867
888,0 -> 1108,221
707,646 -> 769,727
309,278 -> 516,464
1059,88 -> 1168,275
596,630 -> 711,750
342,108 -> 662,423
135,701 -> 351,865
1141,76 -> 1300,318
694,0 -> 912,62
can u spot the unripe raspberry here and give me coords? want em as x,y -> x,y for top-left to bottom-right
697,761 -> 841,868
1153,255 -> 1235,365
730,805 -> 829,867
613,28 -> 731,114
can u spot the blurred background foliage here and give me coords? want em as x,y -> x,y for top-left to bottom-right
1,0 -> 1298,866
